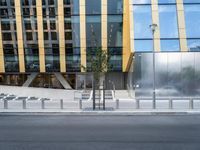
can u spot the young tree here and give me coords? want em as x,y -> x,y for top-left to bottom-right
82,46 -> 111,110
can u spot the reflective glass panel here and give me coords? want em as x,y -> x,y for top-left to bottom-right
135,40 -> 153,52
160,40 -> 180,51
108,0 -> 123,14
133,5 -> 152,39
159,5 -> 179,38
158,0 -> 176,3
184,5 -> 200,38
187,39 -> 200,51
132,0 -> 151,4
107,15 -> 123,47
86,16 -> 101,47
86,0 -> 101,14
183,0 -> 200,3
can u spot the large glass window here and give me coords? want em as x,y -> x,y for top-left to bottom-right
184,5 -> 200,38
184,3 -> 200,51
133,5 -> 152,52
159,5 -> 179,38
107,15 -> 122,47
64,0 -> 81,72
158,0 -> 176,4
159,5 -> 180,51
86,0 -> 101,15
133,5 -> 152,39
132,0 -> 151,4
183,0 -> 200,3
86,16 -> 101,47
108,0 -> 123,14
187,39 -> 200,51
135,40 -> 153,52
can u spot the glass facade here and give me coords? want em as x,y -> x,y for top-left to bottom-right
184,1 -> 200,51
0,0 -> 200,75
158,4 -> 180,51
108,0 -> 123,71
0,0 -> 19,72
42,0 -> 60,72
133,5 -> 153,52
86,0 -> 101,71
21,0 -> 39,72
64,0 -> 81,72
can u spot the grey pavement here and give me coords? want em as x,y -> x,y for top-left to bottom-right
0,115 -> 200,150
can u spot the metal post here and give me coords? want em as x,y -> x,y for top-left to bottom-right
103,81 -> 105,110
79,99 -> 82,109
4,100 -> 8,109
41,100 -> 45,109
150,24 -> 158,110
169,99 -> 173,109
92,74 -> 95,110
136,99 -> 140,109
189,99 -> 194,109
60,99 -> 64,109
23,100 -> 26,109
116,99 -> 119,109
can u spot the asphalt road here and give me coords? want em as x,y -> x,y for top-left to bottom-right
0,115 -> 200,150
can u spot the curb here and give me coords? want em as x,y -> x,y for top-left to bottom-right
1,110 -> 200,116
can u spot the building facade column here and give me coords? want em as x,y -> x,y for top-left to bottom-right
36,0 -> 46,72
80,0 -> 86,72
151,0 -> 160,52
176,0 -> 187,51
58,0 -> 66,72
15,0 -> 25,72
123,0 -> 132,72
101,0 -> 107,52
0,21 -> 5,73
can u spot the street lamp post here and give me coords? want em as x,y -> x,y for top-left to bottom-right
149,23 -> 158,109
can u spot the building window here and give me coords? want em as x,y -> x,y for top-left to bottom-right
133,5 -> 152,52
187,39 -> 200,51
1,21 -> 10,30
51,32 -> 57,40
184,3 -> 200,51
86,0 -> 101,15
26,32 -> 33,41
158,4 -> 180,51
108,0 -> 123,14
134,40 -> 153,52
184,4 -> 200,38
2,33 -> 12,41
107,15 -> 123,47
65,32 -> 72,40
158,0 -> 176,4
160,40 -> 180,51
132,0 -> 151,4
86,16 -> 101,47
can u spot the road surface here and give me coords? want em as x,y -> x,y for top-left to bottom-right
0,115 -> 200,150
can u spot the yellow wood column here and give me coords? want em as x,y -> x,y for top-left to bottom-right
101,0 -> 107,52
0,22 -> 5,73
130,0 -> 134,54
123,0 -> 131,72
15,0 -> 25,72
151,0 -> 160,52
58,0 -> 66,72
176,0 -> 187,51
80,0 -> 86,72
36,0 -> 46,72
101,0 -> 107,71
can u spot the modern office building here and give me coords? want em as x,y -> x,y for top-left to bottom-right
0,0 -> 200,93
